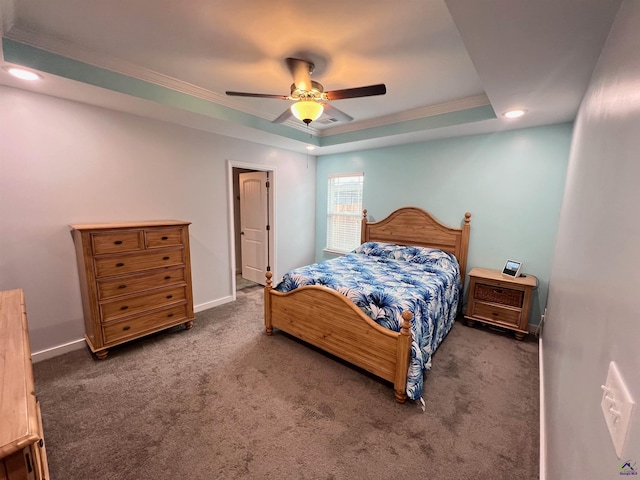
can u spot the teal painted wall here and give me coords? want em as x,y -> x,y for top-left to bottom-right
316,123 -> 573,326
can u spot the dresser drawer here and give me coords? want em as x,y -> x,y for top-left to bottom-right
101,286 -> 187,322
2,444 -> 47,480
145,228 -> 184,249
92,230 -> 144,255
97,267 -> 186,300
102,303 -> 189,344
474,283 -> 523,308
471,302 -> 521,326
94,248 -> 184,278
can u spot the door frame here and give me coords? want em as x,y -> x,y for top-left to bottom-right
226,160 -> 276,300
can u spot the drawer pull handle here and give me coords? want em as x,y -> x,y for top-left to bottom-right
116,262 -> 125,267
162,236 -> 169,240
166,295 -> 173,299
164,275 -> 171,280
114,240 -> 123,245
493,289 -> 503,294
122,326 -> 131,331
120,305 -> 129,311
118,284 -> 127,289
492,312 -> 499,316
163,256 -> 170,260
168,313 -> 174,318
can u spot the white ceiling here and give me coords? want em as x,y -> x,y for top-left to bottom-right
0,0 -> 622,155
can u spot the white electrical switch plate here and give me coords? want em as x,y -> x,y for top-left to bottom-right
601,361 -> 635,458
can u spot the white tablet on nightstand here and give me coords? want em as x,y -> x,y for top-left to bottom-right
502,259 -> 523,278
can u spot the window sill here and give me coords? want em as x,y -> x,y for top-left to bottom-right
323,248 -> 350,256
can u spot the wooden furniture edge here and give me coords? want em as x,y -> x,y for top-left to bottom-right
70,220 -> 192,230
468,267 -> 537,287
0,289 -> 42,458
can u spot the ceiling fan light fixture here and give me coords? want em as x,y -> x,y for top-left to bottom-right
291,100 -> 324,124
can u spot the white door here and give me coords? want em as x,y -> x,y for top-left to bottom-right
239,171 -> 269,286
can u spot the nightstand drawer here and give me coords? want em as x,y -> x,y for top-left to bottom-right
471,302 -> 521,326
474,283 -> 523,308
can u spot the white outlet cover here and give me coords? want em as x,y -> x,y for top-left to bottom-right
601,361 -> 635,458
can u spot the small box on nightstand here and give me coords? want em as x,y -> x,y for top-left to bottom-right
464,267 -> 537,340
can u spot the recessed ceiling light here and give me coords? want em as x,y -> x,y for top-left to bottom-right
4,67 -> 43,81
503,109 -> 527,119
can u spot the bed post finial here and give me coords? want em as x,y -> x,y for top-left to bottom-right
400,311 -> 412,336
459,212 -> 472,289
361,209 -> 368,245
264,271 -> 273,335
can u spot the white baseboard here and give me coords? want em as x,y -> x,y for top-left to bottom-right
31,296 -> 236,362
539,335 -> 546,480
194,295 -> 233,313
32,338 -> 86,363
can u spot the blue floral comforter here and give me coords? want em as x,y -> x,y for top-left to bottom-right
275,242 -> 461,400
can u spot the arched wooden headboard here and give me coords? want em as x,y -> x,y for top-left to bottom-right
361,207 -> 471,287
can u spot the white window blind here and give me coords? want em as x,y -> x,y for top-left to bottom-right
326,173 -> 364,253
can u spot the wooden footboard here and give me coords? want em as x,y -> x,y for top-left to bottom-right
264,272 -> 412,403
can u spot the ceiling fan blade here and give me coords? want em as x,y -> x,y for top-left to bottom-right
325,84 -> 386,101
286,58 -> 313,91
323,103 -> 354,123
226,91 -> 289,100
272,107 -> 293,124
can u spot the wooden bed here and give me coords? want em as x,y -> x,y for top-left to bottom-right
264,206 -> 471,403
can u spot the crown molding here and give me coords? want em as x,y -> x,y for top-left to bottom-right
4,25 -> 321,136
0,0 -> 16,61
0,0 -> 15,33
316,94 -> 492,137
3,25 -> 491,141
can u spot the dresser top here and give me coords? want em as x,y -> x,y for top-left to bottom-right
70,220 -> 191,230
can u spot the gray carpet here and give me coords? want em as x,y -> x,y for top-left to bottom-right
33,286 -> 539,480
236,274 -> 259,291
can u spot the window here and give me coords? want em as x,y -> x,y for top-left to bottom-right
326,173 -> 364,253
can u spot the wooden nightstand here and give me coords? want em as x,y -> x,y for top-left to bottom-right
464,267 -> 537,340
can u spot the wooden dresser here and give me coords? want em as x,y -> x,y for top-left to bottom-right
70,221 -> 195,359
464,267 -> 537,340
1,289 -> 50,480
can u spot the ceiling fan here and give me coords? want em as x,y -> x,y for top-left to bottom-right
226,57 -> 386,125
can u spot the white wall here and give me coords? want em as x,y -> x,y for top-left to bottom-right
544,0 -> 640,477
0,85 -> 316,354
